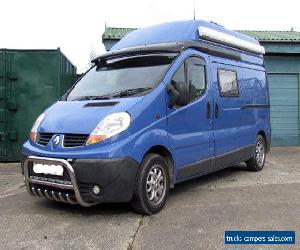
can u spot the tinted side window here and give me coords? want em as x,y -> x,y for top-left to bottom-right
186,57 -> 206,102
170,64 -> 187,107
172,64 -> 185,83
218,69 -> 238,96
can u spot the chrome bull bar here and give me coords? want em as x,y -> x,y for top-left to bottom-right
24,156 -> 97,207
30,186 -> 78,205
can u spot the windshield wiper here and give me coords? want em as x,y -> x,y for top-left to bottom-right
110,87 -> 152,97
70,87 -> 152,101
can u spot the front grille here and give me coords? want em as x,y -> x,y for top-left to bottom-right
63,134 -> 89,147
37,133 -> 53,146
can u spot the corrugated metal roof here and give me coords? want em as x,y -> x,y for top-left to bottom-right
237,30 -> 300,42
102,27 -> 300,43
102,27 -> 136,39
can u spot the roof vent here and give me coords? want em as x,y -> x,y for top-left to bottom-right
198,27 -> 265,55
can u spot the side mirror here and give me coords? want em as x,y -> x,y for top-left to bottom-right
167,81 -> 189,108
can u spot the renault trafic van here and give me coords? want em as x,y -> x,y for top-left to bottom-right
22,20 -> 271,215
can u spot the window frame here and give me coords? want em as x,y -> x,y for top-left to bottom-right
217,68 -> 239,97
185,57 -> 207,103
170,55 -> 207,107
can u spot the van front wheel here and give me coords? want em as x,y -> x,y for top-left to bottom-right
246,135 -> 266,171
131,153 -> 169,215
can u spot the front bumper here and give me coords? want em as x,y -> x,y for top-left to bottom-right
22,155 -> 139,206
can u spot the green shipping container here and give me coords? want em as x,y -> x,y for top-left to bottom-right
0,48 -> 76,161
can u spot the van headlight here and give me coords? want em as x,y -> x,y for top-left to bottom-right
30,113 -> 45,142
86,112 -> 131,145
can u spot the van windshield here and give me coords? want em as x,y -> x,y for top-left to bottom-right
66,54 -> 174,101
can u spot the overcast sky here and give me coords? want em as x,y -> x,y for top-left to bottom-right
1,0 -> 300,72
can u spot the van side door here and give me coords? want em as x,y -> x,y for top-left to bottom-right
167,55 -> 214,179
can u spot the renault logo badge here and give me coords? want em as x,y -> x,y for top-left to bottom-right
53,135 -> 60,145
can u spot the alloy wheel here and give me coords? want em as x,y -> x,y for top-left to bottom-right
146,165 -> 167,206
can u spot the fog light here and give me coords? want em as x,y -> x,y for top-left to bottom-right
93,185 -> 101,195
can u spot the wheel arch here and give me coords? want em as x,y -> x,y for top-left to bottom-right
144,145 -> 175,188
258,130 -> 269,152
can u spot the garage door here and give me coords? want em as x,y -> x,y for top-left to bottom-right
268,74 -> 299,146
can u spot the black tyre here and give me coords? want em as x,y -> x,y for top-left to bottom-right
246,135 -> 266,171
131,153 -> 169,215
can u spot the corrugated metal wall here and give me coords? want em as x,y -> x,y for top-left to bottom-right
265,56 -> 300,146
268,74 -> 299,145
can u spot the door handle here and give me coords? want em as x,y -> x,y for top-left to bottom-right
207,102 -> 211,119
215,103 -> 219,118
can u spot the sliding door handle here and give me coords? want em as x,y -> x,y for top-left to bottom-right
207,102 -> 211,119
215,103 -> 219,118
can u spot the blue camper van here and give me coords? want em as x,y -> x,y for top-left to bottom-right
22,20 -> 271,215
